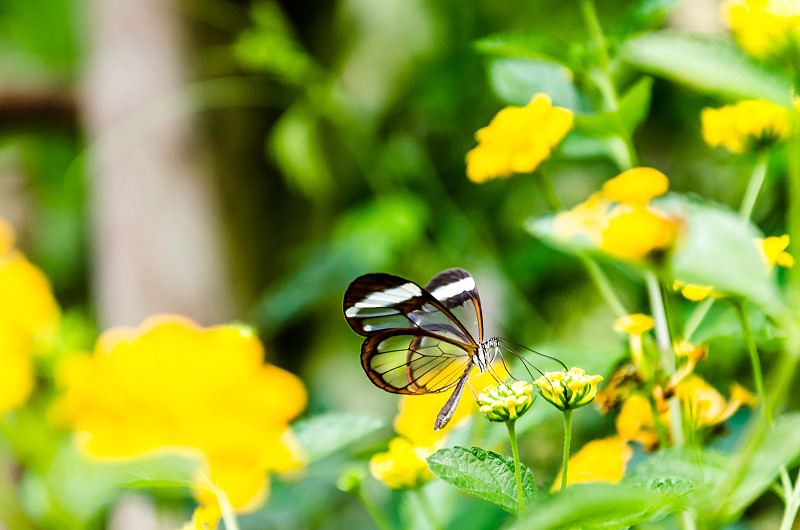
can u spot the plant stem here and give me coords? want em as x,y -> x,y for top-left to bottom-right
355,488 -> 393,530
506,420 -> 525,514
645,270 -> 685,447
561,409 -> 573,492
739,154 -> 769,220
535,169 -> 563,210
414,489 -> 443,530
683,297 -> 715,343
648,392 -> 669,448
215,488 -> 241,530
780,468 -> 800,530
579,255 -> 628,318
733,298 -> 770,422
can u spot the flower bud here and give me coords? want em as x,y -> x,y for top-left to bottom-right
534,367 -> 603,411
476,381 -> 535,422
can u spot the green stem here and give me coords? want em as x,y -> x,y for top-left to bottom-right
648,392 -> 669,448
683,297 -> 715,343
733,299 -> 770,422
780,468 -> 800,530
561,409 -> 573,492
579,255 -> 628,318
355,489 -> 393,530
739,154 -> 769,220
535,169 -> 563,210
506,420 -> 525,514
215,488 -> 241,530
414,489 -> 443,530
645,270 -> 685,447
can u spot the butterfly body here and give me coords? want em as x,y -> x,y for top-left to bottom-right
344,268 -> 499,430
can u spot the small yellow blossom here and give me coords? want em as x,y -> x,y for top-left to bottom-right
676,375 -> 755,428
553,195 -> 615,246
54,315 -> 307,527
552,436 -> 633,491
702,100 -> 792,153
674,341 -> 708,362
476,381 -> 535,422
597,167 -> 670,207
616,394 -> 666,450
613,314 -> 654,335
534,367 -> 603,411
465,93 -> 574,183
369,437 -> 433,490
757,234 -> 795,272
599,204 -> 677,260
724,0 -> 800,59
672,280 -> 722,302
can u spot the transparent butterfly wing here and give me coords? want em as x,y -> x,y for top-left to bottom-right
424,268 -> 484,342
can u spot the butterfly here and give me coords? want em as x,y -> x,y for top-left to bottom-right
343,268 -> 503,431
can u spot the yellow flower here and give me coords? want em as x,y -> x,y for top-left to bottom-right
616,394 -> 665,450
54,315 -> 307,526
702,100 -> 792,153
672,280 -> 721,302
724,0 -> 800,59
476,381 -> 535,422
534,367 -> 603,411
597,167 -> 670,207
552,436 -> 633,491
757,234 -> 795,272
676,375 -> 755,428
613,314 -> 654,335
465,93 -> 574,183
553,168 -> 678,261
369,437 -> 433,490
0,221 -> 60,414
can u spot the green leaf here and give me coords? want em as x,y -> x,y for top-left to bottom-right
662,194 -> 783,314
620,31 -> 793,106
487,57 -> 589,111
509,483 -> 683,529
474,31 -> 572,66
722,413 -> 800,518
619,0 -> 682,34
118,453 -> 201,488
293,413 -> 384,463
574,77 -> 653,138
426,446 -> 535,514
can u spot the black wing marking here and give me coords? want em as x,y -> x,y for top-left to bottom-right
361,328 -> 475,395
424,268 -> 484,342
344,273 -> 476,345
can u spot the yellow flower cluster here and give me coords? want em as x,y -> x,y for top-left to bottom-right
672,280 -> 721,302
0,219 -> 60,413
702,100 -> 792,153
554,168 -> 678,260
724,0 -> 800,59
613,313 -> 654,370
369,437 -> 433,490
534,367 -> 603,411
54,315 -> 306,526
466,93 -> 574,183
476,381 -> 535,422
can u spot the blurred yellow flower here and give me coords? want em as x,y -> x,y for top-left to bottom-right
0,220 -> 60,414
466,93 -> 573,183
724,0 -> 800,59
534,367 -> 603,411
369,437 -> 433,490
757,234 -> 795,272
597,167 -> 670,207
613,314 -> 654,335
672,280 -> 721,302
54,315 -> 306,526
394,365 -> 506,448
554,168 -> 678,261
476,381 -> 535,422
552,436 -> 633,491
676,375 -> 756,428
702,100 -> 791,153
616,394 -> 666,450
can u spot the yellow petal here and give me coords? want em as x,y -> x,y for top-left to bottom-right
598,167 -> 669,206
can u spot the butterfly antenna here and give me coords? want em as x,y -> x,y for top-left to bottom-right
499,338 -> 569,371
497,343 -> 541,381
487,362 -> 510,384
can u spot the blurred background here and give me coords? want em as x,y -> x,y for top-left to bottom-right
1,0 -> 775,527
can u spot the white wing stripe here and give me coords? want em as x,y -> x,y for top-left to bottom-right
429,276 -> 476,301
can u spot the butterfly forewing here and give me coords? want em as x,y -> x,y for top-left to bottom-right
424,268 -> 484,342
361,328 -> 474,394
344,273 -> 476,345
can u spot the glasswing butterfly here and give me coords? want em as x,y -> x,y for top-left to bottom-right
343,268 -> 504,431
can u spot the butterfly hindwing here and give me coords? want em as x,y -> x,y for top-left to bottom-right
361,328 -> 474,395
